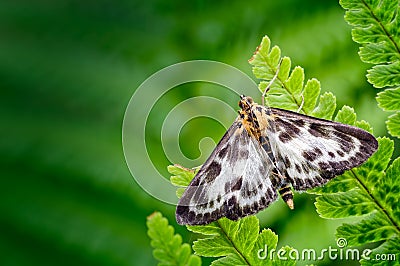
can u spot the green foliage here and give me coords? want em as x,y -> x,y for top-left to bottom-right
147,212 -> 201,266
189,217 -> 295,266
386,112 -> 400,140
249,36 -> 336,120
377,88 -> 400,136
168,165 -> 198,198
377,88 -> 400,111
340,0 -> 400,137
334,106 -> 356,125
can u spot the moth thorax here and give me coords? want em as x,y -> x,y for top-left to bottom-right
239,111 -> 259,137
252,105 -> 270,131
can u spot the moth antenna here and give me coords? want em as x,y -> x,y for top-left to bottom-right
297,93 -> 304,113
262,58 -> 283,106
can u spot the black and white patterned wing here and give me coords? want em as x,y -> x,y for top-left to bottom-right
266,107 -> 378,191
176,119 -> 278,225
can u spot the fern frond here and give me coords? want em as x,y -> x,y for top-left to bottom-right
249,36 -> 336,120
340,0 -> 400,137
147,212 -> 201,266
189,216 -> 295,266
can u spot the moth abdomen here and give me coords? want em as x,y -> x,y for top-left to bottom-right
278,185 -> 294,210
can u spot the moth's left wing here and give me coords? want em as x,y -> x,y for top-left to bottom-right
265,107 -> 378,191
176,119 -> 278,225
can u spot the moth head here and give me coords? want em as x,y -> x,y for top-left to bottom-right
239,95 -> 254,110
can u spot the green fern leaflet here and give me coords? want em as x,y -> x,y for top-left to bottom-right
147,212 -> 201,266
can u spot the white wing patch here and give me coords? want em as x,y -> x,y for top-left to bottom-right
176,120 -> 278,225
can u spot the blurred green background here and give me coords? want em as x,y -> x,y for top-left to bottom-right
1,0 -> 390,265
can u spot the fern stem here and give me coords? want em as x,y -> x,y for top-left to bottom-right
256,50 -> 303,111
350,169 -> 400,234
216,220 -> 252,265
361,0 -> 400,55
266,61 -> 303,112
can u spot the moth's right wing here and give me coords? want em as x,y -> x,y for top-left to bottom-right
176,119 -> 278,225
265,107 -> 378,191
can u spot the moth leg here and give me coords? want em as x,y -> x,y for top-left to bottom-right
262,58 -> 283,106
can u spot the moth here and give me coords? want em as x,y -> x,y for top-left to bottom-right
176,95 -> 378,225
